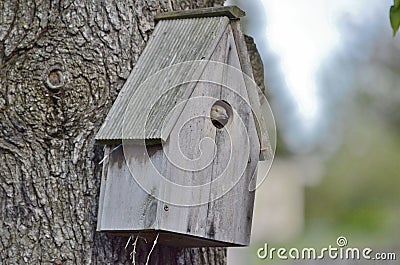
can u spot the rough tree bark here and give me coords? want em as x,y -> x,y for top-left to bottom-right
0,0 -> 231,264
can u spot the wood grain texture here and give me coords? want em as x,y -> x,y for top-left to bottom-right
0,0 -> 226,264
159,27 -> 229,239
205,25 -> 259,245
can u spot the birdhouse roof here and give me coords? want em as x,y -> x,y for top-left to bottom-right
96,14 -> 234,143
95,7 -> 271,161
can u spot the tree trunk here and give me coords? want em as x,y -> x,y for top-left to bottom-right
0,0 -> 227,264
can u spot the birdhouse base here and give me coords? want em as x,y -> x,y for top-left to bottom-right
103,230 -> 241,248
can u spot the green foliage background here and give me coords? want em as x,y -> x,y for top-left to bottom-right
390,0 -> 400,36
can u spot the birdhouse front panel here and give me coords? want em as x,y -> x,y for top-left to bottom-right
95,6 -> 270,247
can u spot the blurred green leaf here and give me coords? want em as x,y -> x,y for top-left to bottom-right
390,0 -> 400,36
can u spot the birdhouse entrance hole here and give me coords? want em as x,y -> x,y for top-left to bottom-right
210,100 -> 232,129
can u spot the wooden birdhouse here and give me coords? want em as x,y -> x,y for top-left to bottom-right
95,6 -> 271,247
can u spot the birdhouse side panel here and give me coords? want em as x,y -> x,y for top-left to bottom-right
97,145 -> 164,232
97,146 -> 110,231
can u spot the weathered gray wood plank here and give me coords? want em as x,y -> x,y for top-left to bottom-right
99,145 -> 163,230
206,26 -> 260,245
159,18 -> 230,142
96,146 -> 110,231
158,27 -> 231,243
